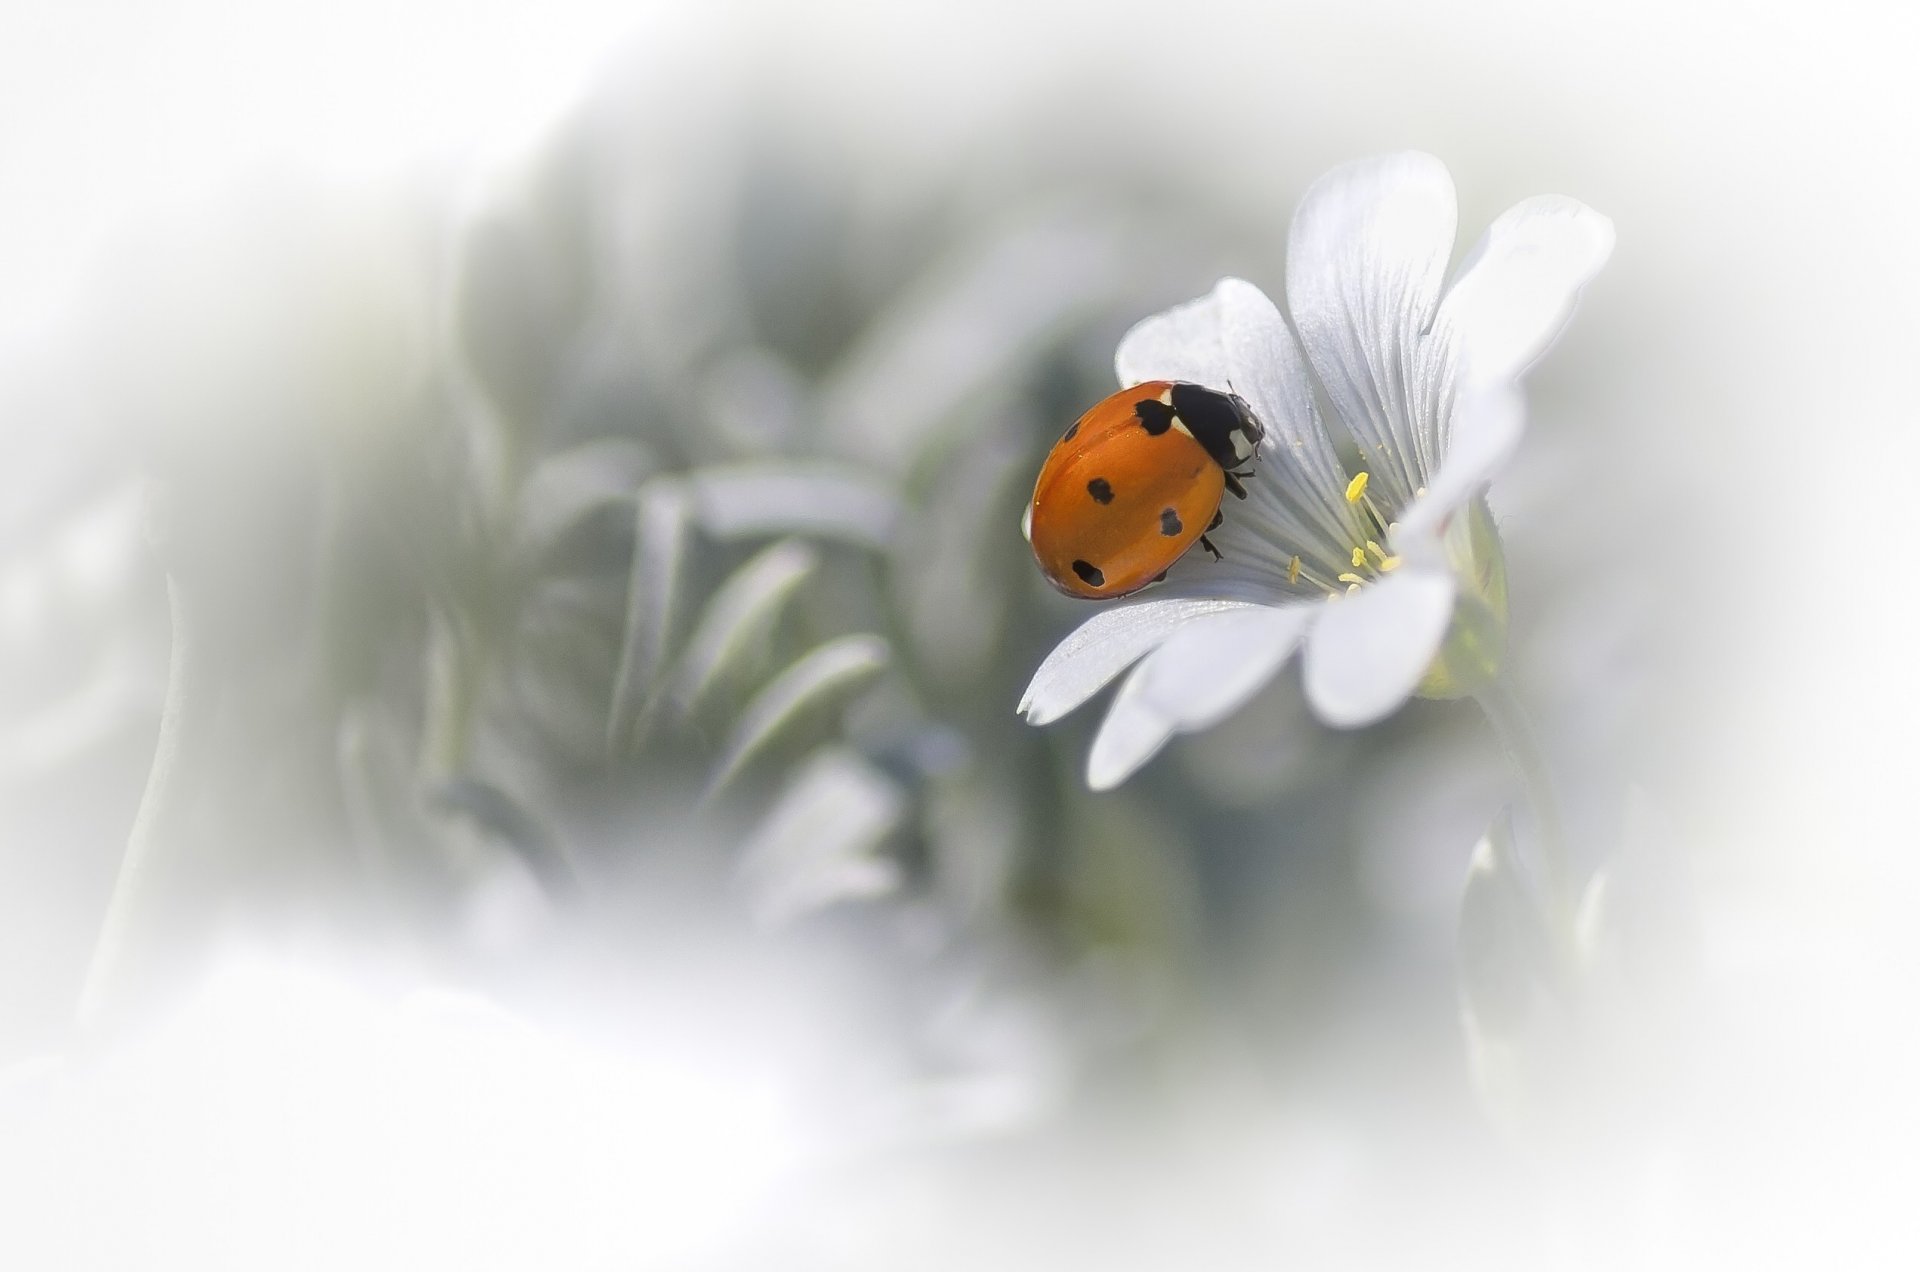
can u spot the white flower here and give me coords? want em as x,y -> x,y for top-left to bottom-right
1019,153 -> 1613,789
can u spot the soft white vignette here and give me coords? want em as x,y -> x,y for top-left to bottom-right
1021,155 -> 1613,788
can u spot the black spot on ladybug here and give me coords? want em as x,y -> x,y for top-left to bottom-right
1135,399 -> 1176,436
1061,420 -> 1079,442
1071,560 -> 1104,587
1159,508 -> 1183,537
1087,477 -> 1114,504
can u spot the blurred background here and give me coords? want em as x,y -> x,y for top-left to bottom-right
0,1 -> 1914,1267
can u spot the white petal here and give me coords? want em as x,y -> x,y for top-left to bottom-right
1303,569 -> 1456,728
1115,278 -> 1354,567
1087,605 -> 1311,789
1441,195 -> 1615,390
1393,383 -> 1525,559
1287,153 -> 1458,505
1019,596 -> 1256,726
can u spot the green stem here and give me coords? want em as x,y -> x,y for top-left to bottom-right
78,575 -> 196,1028
1473,675 -> 1575,945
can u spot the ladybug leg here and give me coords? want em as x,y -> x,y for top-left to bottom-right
1199,534 -> 1223,561
1207,510 -> 1224,531
1224,472 -> 1248,500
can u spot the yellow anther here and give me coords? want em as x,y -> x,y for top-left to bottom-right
1338,572 -> 1366,586
1367,539 -> 1388,562
1346,582 -> 1361,595
1345,472 -> 1370,504
1351,547 -> 1367,568
1287,555 -> 1301,585
1379,555 -> 1401,572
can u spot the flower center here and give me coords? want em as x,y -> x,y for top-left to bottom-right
1286,469 -> 1404,598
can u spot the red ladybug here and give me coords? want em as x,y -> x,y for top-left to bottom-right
1025,380 -> 1265,599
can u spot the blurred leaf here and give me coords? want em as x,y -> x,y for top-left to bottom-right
923,755 -> 1023,920
1456,806 -> 1568,1144
707,634 -> 890,796
669,539 -> 820,720
515,438 -> 652,568
735,747 -> 906,927
509,576 -> 626,761
607,478 -> 693,752
688,463 -> 901,549
1576,788 -> 1698,995
427,775 -> 578,891
699,347 -> 807,458
893,419 -> 1028,691
1456,807 -> 1554,1039
816,206 -> 1133,473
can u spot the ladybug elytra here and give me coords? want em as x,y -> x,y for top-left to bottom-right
1025,380 -> 1265,599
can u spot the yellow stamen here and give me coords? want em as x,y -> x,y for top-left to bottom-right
1366,540 -> 1387,563
1344,472 -> 1370,504
1379,555 -> 1401,572
1351,547 -> 1366,568
1338,572 -> 1367,586
1346,583 -> 1361,595
1290,558 -> 1343,597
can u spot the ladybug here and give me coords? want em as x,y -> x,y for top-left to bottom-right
1025,380 -> 1265,599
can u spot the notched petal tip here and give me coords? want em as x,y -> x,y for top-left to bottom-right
1445,194 -> 1616,388
1286,151 -> 1460,509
